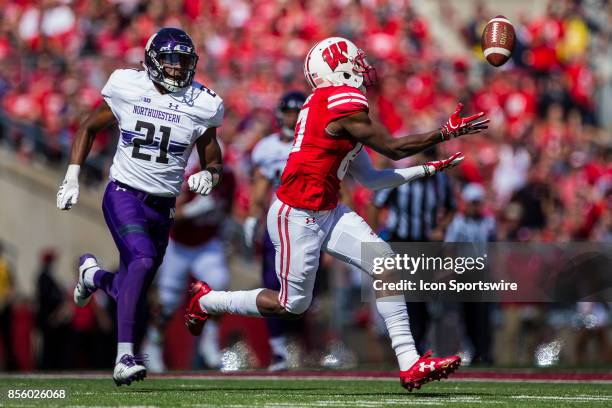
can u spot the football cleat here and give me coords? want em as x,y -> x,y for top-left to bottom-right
113,354 -> 147,386
73,253 -> 99,307
400,350 -> 461,392
185,281 -> 212,336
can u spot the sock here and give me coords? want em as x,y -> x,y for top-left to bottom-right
376,296 -> 419,371
83,266 -> 100,289
265,316 -> 287,338
269,336 -> 288,359
200,289 -> 264,317
116,342 -> 134,363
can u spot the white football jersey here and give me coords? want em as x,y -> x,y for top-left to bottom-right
102,69 -> 224,196
251,133 -> 292,190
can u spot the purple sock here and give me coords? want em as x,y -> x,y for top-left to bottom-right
93,269 -> 118,299
117,257 -> 155,343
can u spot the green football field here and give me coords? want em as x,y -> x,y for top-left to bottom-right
1,376 -> 612,407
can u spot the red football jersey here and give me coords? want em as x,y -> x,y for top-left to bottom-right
276,85 -> 368,211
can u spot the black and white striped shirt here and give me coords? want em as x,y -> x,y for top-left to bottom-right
444,214 -> 496,243
374,173 -> 456,242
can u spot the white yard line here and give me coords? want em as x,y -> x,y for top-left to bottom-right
514,395 -> 612,401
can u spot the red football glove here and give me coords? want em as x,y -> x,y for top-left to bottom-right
440,103 -> 489,141
423,152 -> 464,176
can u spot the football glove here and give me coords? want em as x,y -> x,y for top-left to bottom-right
57,164 -> 80,210
423,152 -> 464,176
440,103 -> 489,141
188,170 -> 214,196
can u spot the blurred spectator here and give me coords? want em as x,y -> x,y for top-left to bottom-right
0,243 -> 17,371
35,248 -> 71,370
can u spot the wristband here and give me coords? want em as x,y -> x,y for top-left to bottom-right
65,164 -> 81,181
206,167 -> 221,187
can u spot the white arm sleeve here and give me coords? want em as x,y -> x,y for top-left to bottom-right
348,150 -> 427,191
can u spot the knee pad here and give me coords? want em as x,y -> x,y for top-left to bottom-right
364,246 -> 396,277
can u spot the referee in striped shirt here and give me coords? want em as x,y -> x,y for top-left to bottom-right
444,183 -> 495,364
369,147 -> 457,354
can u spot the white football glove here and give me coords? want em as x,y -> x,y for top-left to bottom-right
188,170 -> 214,196
243,216 -> 258,248
57,164 -> 80,210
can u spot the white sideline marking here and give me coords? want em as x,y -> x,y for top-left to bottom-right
515,395 -> 612,401
175,397 -> 498,408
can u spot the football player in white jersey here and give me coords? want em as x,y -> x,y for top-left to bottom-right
244,91 -> 306,370
56,28 -> 224,385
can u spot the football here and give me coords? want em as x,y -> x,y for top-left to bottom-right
481,15 -> 515,67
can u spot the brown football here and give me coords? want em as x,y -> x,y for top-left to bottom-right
481,15 -> 515,67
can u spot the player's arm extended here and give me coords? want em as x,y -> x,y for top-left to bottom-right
348,149 -> 427,189
333,112 -> 441,160
348,149 -> 464,190
57,101 -> 117,210
331,104 -> 488,160
189,127 -> 223,195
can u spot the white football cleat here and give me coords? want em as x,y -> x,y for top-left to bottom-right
113,354 -> 147,386
73,253 -> 99,307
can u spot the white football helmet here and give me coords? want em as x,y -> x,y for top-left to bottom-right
303,37 -> 377,89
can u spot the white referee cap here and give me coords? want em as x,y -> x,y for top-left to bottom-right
462,183 -> 485,202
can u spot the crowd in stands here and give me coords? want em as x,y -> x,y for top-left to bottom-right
1,0 -> 610,240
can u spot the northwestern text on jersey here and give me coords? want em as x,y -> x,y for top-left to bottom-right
132,105 -> 181,124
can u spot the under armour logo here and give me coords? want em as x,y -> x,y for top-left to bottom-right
169,208 -> 176,219
305,217 -> 316,224
141,96 -> 151,103
115,186 -> 127,192
168,102 -> 179,110
419,362 -> 435,372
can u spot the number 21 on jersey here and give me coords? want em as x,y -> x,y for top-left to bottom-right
131,120 -> 172,164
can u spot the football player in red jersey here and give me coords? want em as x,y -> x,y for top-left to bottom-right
186,37 -> 488,390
